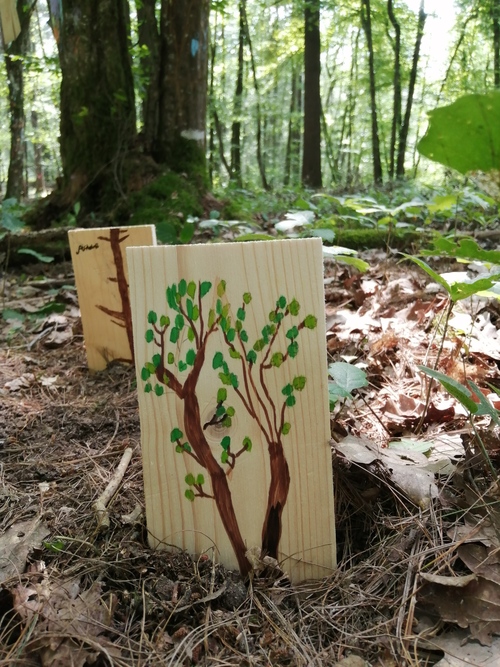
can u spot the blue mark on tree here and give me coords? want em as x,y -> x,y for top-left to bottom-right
191,39 -> 199,57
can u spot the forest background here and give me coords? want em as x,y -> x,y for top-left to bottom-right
0,0 -> 498,237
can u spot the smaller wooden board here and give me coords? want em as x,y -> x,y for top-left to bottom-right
69,225 -> 156,371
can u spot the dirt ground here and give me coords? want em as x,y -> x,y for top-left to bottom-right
1,253 -> 500,667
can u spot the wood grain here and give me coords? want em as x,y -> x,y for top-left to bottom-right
127,239 -> 335,582
68,225 -> 156,371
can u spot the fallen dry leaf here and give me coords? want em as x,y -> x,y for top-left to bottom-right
0,517 -> 50,584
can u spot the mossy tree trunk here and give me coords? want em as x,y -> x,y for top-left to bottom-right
158,0 -> 210,185
58,0 -> 136,209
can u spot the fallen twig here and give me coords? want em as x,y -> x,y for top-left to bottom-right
93,447 -> 133,530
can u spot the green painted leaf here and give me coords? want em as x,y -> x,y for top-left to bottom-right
286,395 -> 296,408
196,474 -> 205,486
277,295 -> 287,309
222,303 -> 230,319
187,327 -> 195,342
293,376 -> 306,391
167,352 -> 175,365
178,361 -> 187,372
144,383 -> 152,393
178,279 -> 187,297
160,315 -> 170,327
253,339 -> 266,352
240,330 -> 249,343
303,315 -> 317,329
145,329 -> 154,343
271,352 -> 284,367
246,350 -> 257,364
227,328 -> 236,342
282,422 -> 291,435
183,443 -> 192,453
200,281 -> 212,298
216,299 -> 222,315
286,326 -> 299,340
221,435 -> 231,450
170,327 -> 179,343
219,372 -> 232,385
154,384 -> 164,396
186,299 -> 194,319
237,307 -> 246,321
282,383 -> 293,396
217,388 -> 227,403
147,311 -> 158,324
226,406 -> 235,417
144,362 -> 155,374
175,313 -> 184,329
269,311 -> 276,322
417,92 -> 500,174
243,292 -> 252,305
243,436 -> 252,452
288,341 -> 299,358
230,373 -> 239,389
185,489 -> 195,502
222,416 -> 232,427
216,405 -> 226,418
328,362 -> 368,393
166,286 -> 178,310
217,280 -> 226,297
221,451 -> 229,464
192,305 -> 199,321
141,367 -> 151,381
185,473 -> 196,486
418,366 -> 478,414
175,445 -> 183,453
186,349 -> 196,366
288,298 -> 300,316
152,354 -> 161,368
187,281 -> 196,299
213,351 -> 224,369
208,309 -> 216,328
171,428 -> 183,442
229,348 -> 241,359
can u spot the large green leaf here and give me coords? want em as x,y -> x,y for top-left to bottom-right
417,92 -> 500,175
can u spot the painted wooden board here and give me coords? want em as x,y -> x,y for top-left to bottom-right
0,0 -> 20,45
68,225 -> 156,371
127,239 -> 335,582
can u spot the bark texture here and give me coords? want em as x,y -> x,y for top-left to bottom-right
158,0 -> 210,181
58,0 -> 136,207
302,0 -> 322,188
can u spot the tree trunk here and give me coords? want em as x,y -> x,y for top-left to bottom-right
229,0 -> 245,186
396,0 -> 426,178
31,111 -> 45,194
241,2 -> 269,190
302,0 -> 322,188
58,0 -> 136,209
284,63 -> 302,187
5,0 -> 35,200
493,0 -> 500,88
136,0 -> 160,154
387,0 -> 401,180
361,0 -> 383,184
158,0 -> 210,185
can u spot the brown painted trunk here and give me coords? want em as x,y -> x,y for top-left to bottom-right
261,441 -> 290,560
182,352 -> 252,577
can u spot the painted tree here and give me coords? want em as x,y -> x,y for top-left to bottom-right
140,278 -> 317,576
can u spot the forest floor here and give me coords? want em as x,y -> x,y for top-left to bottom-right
1,247 -> 500,667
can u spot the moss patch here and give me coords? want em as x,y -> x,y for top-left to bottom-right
114,170 -> 204,243
333,227 -> 421,250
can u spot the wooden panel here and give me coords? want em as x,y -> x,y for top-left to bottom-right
68,226 -> 156,371
0,0 -> 21,44
127,239 -> 335,582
